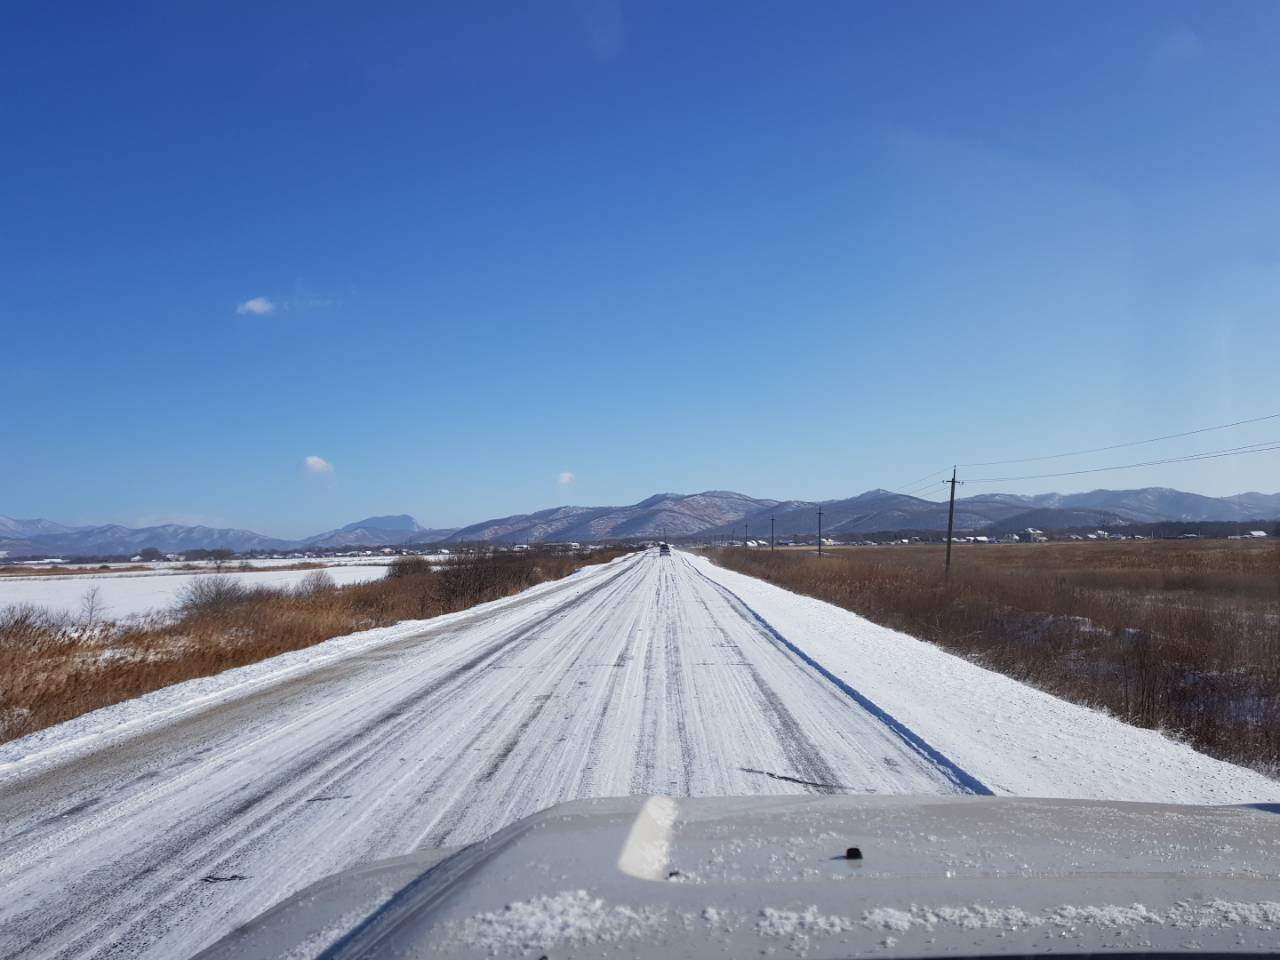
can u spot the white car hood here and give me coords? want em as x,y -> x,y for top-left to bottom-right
199,795 -> 1280,959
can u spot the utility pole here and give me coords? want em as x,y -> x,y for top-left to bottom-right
745,520 -> 749,547
770,516 -> 775,552
944,466 -> 960,575
817,508 -> 824,557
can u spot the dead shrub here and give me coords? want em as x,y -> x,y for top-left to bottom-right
294,569 -> 335,596
176,576 -> 252,615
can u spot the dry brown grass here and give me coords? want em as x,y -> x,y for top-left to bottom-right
712,540 -> 1280,774
0,564 -> 154,578
0,549 -> 624,744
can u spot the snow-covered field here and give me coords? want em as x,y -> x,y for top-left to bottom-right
0,564 -> 392,620
0,549 -> 1276,960
8,555 -> 427,572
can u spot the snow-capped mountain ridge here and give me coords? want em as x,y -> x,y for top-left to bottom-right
2,485 -> 1278,556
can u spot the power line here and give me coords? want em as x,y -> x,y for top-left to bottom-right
889,468 -> 949,497
959,411 -> 1280,469
892,467 -> 948,490
896,477 -> 948,499
965,438 -> 1280,484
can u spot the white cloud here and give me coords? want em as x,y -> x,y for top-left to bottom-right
304,455 -> 334,474
236,296 -> 276,316
558,471 -> 575,485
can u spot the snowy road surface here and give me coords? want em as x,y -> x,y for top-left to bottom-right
1,549 -> 1277,960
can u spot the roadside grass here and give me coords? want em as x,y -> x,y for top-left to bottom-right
710,540 -> 1280,775
0,549 -> 624,744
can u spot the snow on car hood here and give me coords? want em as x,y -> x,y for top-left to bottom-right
198,795 -> 1280,959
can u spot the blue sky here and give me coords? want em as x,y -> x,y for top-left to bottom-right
3,1 -> 1279,537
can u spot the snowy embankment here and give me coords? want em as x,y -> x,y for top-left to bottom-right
689,554 -> 1280,805
0,564 -> 391,621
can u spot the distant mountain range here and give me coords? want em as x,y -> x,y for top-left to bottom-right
0,514 -> 460,557
3,487 -> 1279,556
304,515 -> 460,549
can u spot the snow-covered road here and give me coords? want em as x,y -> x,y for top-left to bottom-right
1,549 -> 1276,960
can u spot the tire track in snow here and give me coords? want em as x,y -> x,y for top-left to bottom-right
661,574 -> 699,793
380,556 -> 657,848
572,558 -> 653,797
677,558 -> 842,794
685,557 -> 993,796
628,591 -> 663,794
415,555 -> 670,846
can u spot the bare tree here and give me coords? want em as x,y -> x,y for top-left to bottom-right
78,587 -> 104,627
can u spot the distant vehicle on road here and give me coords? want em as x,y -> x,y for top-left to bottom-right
658,543 -> 671,556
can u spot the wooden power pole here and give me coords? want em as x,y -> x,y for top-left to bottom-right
944,466 -> 959,575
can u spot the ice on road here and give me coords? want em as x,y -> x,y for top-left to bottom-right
0,550 -> 1276,960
